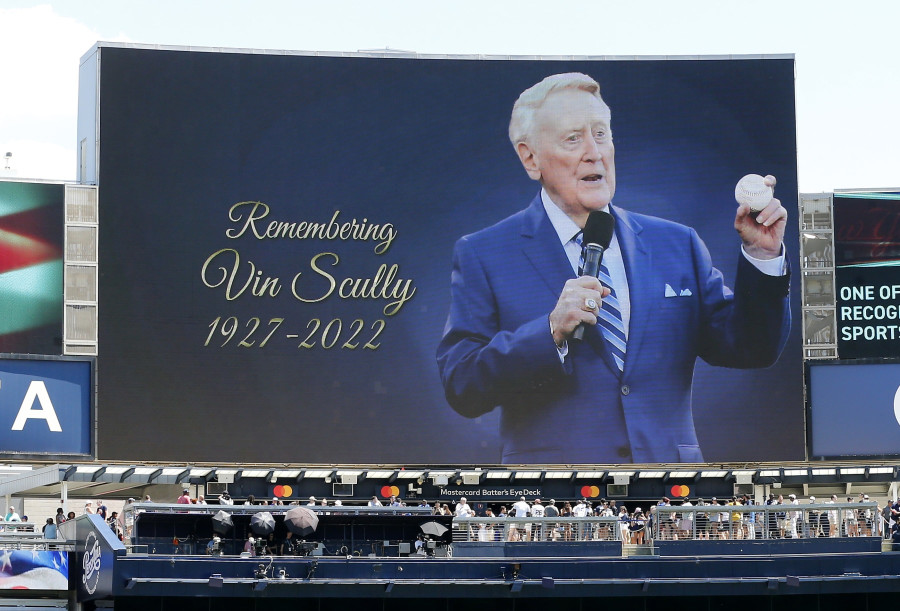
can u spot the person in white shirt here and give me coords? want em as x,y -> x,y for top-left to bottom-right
530,499 -> 545,540
454,497 -> 473,517
511,496 -> 531,541
455,497 -> 474,540
367,496 -> 383,507
787,494 -> 800,539
573,498 -> 589,540
826,495 -> 838,537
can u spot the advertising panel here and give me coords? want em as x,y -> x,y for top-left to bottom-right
0,355 -> 94,458
808,359 -> 900,458
0,180 -> 64,355
834,193 -> 900,359
88,46 -> 802,464
0,549 -> 68,590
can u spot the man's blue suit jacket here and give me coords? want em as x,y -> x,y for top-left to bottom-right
436,194 -> 790,464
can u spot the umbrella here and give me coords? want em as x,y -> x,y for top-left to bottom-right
284,506 -> 319,536
419,521 -> 449,537
250,511 -> 276,536
211,510 -> 233,535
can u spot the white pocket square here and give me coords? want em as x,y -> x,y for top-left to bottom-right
665,284 -> 692,297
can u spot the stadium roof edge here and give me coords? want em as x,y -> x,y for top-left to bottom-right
79,41 -> 795,65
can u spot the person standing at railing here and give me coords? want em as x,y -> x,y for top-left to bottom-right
679,498 -> 694,540
484,508 -> 498,541
745,497 -> 757,540
531,499 -> 545,541
544,500 -> 560,541
826,495 -> 839,537
42,518 -> 57,540
455,497 -> 475,541
646,506 -> 656,542
859,495 -> 872,536
880,500 -> 893,539
706,498 -> 720,540
631,508 -> 646,545
560,502 -> 573,541
717,500 -> 730,540
775,495 -> 788,539
727,497 -> 742,540
511,496 -> 531,541
656,497 -> 674,540
617,505 -> 630,542
805,496 -> 818,538
844,497 -> 858,537
596,501 -> 613,541
693,499 -> 707,540
783,495 -> 797,539
573,498 -> 590,541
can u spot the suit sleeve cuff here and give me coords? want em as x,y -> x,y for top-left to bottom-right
741,244 -> 786,276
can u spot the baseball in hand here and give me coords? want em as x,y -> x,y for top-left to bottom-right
734,174 -> 773,212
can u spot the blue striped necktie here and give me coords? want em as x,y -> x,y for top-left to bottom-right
576,232 -> 627,371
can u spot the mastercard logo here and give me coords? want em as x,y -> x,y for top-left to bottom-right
381,485 -> 400,498
669,484 -> 691,498
580,485 -> 601,498
273,485 -> 293,498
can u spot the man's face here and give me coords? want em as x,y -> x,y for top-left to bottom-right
517,88 -> 616,224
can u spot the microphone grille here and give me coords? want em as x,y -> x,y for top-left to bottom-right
582,211 -> 615,248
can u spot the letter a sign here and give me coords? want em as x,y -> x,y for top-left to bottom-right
11,381 -> 63,432
0,357 -> 92,457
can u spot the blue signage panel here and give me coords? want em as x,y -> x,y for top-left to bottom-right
0,355 -> 93,457
808,360 -> 900,458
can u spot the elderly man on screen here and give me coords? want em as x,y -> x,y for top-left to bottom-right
436,72 -> 790,464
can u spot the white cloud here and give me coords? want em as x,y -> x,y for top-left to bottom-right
0,5 -> 101,120
0,5 -> 110,180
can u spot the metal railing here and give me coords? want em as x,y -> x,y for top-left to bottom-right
651,502 -> 880,541
0,522 -> 73,551
124,502 -> 432,519
451,516 -> 625,543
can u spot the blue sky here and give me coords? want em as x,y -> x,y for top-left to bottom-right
0,1 -> 898,192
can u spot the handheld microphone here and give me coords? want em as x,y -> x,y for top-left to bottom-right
573,211 -> 615,341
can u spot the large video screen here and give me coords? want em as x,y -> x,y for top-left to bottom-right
834,193 -> 900,359
0,180 -> 64,355
88,47 -> 802,464
808,359 -> 900,458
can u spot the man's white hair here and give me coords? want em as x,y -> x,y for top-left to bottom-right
508,73 -> 608,147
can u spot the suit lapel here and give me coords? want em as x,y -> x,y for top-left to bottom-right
519,195 -> 575,299
519,195 -> 627,372
611,205 -> 649,378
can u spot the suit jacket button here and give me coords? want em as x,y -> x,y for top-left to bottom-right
620,384 -> 630,396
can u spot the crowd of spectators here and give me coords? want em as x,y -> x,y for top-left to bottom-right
443,494 -> 900,545
10,491 -> 899,549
